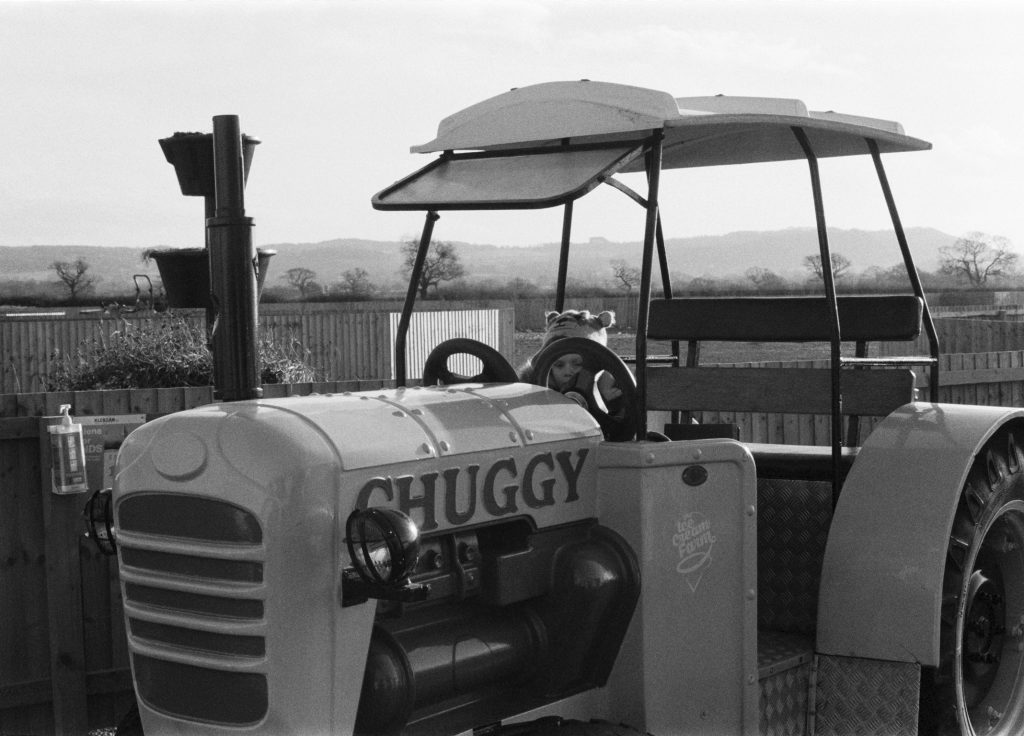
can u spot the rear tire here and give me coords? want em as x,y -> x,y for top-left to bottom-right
114,701 -> 143,736
922,424 -> 1024,735
484,717 -> 650,736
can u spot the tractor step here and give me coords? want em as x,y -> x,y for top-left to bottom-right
758,630 -> 813,736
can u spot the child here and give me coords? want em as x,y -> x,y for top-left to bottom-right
520,309 -> 624,425
518,309 -> 616,383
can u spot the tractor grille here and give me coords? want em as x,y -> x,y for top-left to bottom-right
117,492 -> 268,725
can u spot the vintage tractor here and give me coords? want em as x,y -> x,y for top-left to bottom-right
103,81 -> 1024,735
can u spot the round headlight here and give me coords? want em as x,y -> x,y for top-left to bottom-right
346,508 -> 421,586
83,487 -> 117,556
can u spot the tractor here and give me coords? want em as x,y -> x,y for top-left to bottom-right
102,81 -> 1024,735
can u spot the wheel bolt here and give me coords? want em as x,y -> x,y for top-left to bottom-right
988,706 -> 1003,727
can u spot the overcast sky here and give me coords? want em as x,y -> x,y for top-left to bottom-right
1,0 -> 1021,254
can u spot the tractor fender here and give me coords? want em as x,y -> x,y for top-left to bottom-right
816,402 -> 1024,666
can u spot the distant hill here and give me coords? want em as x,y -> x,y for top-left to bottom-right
0,227 -> 956,296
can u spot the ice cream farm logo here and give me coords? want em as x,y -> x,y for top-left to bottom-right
673,513 -> 716,592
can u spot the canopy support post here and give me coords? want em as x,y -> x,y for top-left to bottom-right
655,213 -> 682,424
635,132 -> 664,441
869,139 -> 940,401
555,201 -> 574,312
396,211 -> 439,386
793,126 -> 843,504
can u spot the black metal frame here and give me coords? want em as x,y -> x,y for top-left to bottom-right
392,136 -> 656,385
373,140 -> 646,212
388,125 -> 939,501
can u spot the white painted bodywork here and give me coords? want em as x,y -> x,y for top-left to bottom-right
597,439 -> 759,735
114,385 -> 604,735
818,403 -> 1024,665
410,80 -> 930,168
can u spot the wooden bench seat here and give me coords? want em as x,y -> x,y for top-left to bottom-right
648,295 -> 924,343
646,366 -> 916,417
644,294 -> 924,483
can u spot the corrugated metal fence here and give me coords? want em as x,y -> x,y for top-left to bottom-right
391,310 -> 509,379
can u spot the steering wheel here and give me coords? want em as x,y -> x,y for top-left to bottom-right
531,337 -> 638,441
422,338 -> 518,386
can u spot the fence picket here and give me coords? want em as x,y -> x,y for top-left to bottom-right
127,388 -> 159,415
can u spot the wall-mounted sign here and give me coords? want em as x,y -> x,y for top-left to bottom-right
78,414 -> 147,491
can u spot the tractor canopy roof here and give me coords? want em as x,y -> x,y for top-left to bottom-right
373,80 -> 930,211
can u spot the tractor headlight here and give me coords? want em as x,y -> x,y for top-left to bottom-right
83,487 -> 117,556
346,508 -> 421,586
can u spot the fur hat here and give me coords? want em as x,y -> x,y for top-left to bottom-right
540,309 -> 615,348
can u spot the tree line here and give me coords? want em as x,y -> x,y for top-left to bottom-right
6,231 -> 1018,308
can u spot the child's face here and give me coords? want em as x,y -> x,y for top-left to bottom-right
550,353 -> 583,389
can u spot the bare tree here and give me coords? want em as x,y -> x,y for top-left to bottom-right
400,240 -> 465,297
688,277 -> 718,293
939,232 -> 1018,286
610,259 -> 642,294
745,266 -> 785,291
803,252 -> 852,281
506,277 -> 539,298
282,267 -> 321,298
52,258 -> 97,300
332,268 -> 375,298
859,263 -> 909,289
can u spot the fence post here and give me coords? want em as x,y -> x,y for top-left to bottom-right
38,416 -> 89,735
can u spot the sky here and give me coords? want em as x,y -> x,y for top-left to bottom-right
1,0 -> 1022,254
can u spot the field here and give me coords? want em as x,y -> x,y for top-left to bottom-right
513,330 -> 831,368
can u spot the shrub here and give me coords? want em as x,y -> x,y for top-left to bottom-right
47,314 -> 318,390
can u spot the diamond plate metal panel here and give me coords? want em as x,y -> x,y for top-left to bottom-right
759,630 -> 814,679
814,655 -> 919,736
758,479 -> 834,636
760,662 -> 810,736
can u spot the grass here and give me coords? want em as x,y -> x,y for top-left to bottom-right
514,330 -> 833,367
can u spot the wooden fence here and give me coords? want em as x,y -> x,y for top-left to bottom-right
878,314 -> 1024,356
6,300 -> 1021,394
1,304 -> 514,394
6,347 -> 1024,733
0,380 -> 394,736
689,350 -> 1024,446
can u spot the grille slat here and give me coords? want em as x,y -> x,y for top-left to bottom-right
121,547 -> 264,583
130,618 -> 266,657
125,582 -> 264,619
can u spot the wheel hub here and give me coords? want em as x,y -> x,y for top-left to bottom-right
963,571 -> 1006,704
957,502 -> 1024,735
